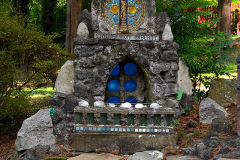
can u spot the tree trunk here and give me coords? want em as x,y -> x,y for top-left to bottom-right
42,0 -> 58,33
217,0 -> 231,34
65,0 -> 82,53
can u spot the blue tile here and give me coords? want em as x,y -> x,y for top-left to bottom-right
158,129 -> 162,132
123,128 -> 126,132
76,127 -> 80,131
98,128 -> 101,131
89,127 -> 92,131
111,128 -> 114,131
115,128 -> 118,132
119,128 -> 122,132
150,129 -> 154,132
85,127 -> 88,131
102,128 -> 106,131
80,127 -> 84,131
127,128 -> 130,132
107,128 -> 110,131
146,129 -> 150,132
131,128 -> 134,132
93,127 -> 97,131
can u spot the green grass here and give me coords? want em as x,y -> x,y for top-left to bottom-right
23,87 -> 56,99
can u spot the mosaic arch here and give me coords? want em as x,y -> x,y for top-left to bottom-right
101,0 -> 146,32
105,58 -> 150,104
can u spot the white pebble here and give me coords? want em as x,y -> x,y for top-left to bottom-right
135,103 -> 144,108
94,101 -> 105,107
78,100 -> 89,107
120,103 -> 132,108
150,103 -> 161,109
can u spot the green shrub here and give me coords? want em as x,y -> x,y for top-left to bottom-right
0,1 -> 69,120
156,0 -> 233,101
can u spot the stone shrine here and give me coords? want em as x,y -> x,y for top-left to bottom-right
50,0 -> 179,154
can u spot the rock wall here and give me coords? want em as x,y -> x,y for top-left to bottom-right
50,11 -> 179,144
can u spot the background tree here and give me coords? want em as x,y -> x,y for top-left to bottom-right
65,0 -> 82,53
217,0 -> 231,34
42,0 -> 58,33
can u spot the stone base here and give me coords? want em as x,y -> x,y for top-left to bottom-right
71,133 -> 176,154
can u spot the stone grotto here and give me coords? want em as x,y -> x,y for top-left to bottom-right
50,0 -> 179,154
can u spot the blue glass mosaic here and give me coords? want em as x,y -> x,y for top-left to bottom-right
129,18 -> 135,24
85,127 -> 89,131
102,128 -> 106,131
158,129 -> 162,133
112,15 -> 119,23
110,64 -> 120,76
119,128 -> 122,132
124,80 -> 137,92
123,128 -> 126,132
115,128 -> 118,131
128,0 -> 135,3
146,129 -> 150,132
107,96 -> 120,103
107,128 -> 110,131
98,128 -> 101,131
80,127 -> 84,131
89,127 -> 92,131
150,129 -> 154,133
76,127 -> 80,131
131,128 -> 134,132
113,0 -> 119,5
93,127 -> 97,131
127,128 -> 130,132
111,128 -> 114,131
108,80 -> 120,92
125,96 -> 137,103
124,63 -> 137,76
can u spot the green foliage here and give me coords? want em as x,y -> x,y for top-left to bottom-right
0,1 -> 69,120
156,0 -> 233,101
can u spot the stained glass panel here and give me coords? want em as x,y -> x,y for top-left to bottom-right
124,80 -> 137,92
108,80 -> 120,92
125,96 -> 137,103
124,63 -> 137,76
101,0 -> 145,32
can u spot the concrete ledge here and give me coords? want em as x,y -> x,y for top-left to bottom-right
71,133 -> 176,154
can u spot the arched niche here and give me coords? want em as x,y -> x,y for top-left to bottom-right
105,57 -> 151,104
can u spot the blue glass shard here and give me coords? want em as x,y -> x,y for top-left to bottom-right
108,10 -> 112,15
128,0 -> 135,3
129,18 -> 135,24
124,80 -> 137,92
125,97 -> 137,103
108,80 -> 120,92
113,0 -> 119,5
135,12 -> 139,17
124,63 -> 137,76
112,15 -> 119,23
110,64 -> 120,76
109,3 -> 112,6
107,96 -> 120,103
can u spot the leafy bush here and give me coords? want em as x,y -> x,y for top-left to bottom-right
156,0 -> 233,101
0,1 -> 69,120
